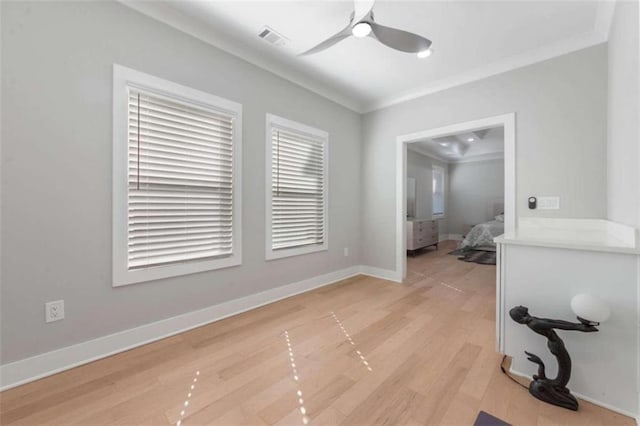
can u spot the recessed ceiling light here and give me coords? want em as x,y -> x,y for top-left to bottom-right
352,22 -> 372,38
438,141 -> 450,146
417,48 -> 432,59
467,137 -> 475,142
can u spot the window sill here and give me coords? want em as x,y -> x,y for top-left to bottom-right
113,254 -> 242,287
266,243 -> 327,261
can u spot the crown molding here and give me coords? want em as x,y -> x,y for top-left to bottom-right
409,145 -> 504,165
450,152 -> 504,164
120,1 -> 608,116
364,30 -> 607,113
594,0 -> 617,40
118,1 -> 365,113
407,145 -> 449,164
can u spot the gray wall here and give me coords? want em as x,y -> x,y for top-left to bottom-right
361,45 -> 608,270
1,1 -> 362,363
448,159 -> 504,235
406,149 -> 449,236
606,0 -> 639,228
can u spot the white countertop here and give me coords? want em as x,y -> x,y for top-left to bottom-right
494,218 -> 639,255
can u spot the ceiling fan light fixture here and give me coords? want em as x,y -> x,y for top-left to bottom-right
352,22 -> 372,38
417,48 -> 432,59
299,0 -> 433,57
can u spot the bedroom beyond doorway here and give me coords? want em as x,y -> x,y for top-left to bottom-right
396,114 -> 515,280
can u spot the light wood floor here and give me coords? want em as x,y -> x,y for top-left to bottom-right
0,241 -> 634,425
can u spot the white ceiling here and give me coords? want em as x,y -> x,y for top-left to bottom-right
409,126 -> 504,163
125,0 -> 614,112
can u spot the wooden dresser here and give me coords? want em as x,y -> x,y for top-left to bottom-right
407,218 -> 439,253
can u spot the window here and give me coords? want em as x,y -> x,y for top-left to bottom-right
113,65 -> 242,286
432,165 -> 445,218
265,114 -> 328,260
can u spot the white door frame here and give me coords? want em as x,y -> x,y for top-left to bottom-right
395,113 -> 516,281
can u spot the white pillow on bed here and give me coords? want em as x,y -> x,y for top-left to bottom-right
494,214 -> 505,222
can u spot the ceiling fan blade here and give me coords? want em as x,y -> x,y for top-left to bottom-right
369,21 -> 432,53
353,0 -> 375,23
299,24 -> 352,56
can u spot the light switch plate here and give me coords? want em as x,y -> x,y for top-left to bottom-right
537,196 -> 560,210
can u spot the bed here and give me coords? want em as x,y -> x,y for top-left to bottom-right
460,201 -> 505,249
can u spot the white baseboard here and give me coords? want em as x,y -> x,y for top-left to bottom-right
509,367 -> 638,420
0,265 -> 368,391
437,234 -> 463,242
359,265 -> 402,283
635,390 -> 640,426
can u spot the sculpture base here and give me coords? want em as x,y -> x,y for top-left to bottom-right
529,379 -> 579,411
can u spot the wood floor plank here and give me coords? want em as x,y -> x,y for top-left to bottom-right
410,342 -> 482,425
338,354 -> 424,425
0,241 -> 633,426
439,391 -> 482,426
458,346 -> 501,400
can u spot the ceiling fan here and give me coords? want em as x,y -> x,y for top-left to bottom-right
300,0 -> 433,58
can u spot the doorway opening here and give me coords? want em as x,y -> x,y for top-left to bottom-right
395,113 -> 516,281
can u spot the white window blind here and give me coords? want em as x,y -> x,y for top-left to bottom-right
127,88 -> 235,270
432,166 -> 445,217
268,118 -> 327,257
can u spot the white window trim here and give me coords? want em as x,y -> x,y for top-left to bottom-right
265,114 -> 329,260
432,165 -> 446,220
112,64 -> 242,287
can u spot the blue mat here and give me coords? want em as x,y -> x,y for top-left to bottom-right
473,411 -> 511,426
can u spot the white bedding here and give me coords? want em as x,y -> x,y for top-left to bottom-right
461,219 -> 505,248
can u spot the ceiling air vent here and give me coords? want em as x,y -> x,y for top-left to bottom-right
258,26 -> 289,47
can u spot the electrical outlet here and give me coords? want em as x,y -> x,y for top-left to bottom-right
45,300 -> 64,323
343,247 -> 349,257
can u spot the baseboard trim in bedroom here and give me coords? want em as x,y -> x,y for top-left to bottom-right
438,234 -> 462,243
359,265 -> 402,283
0,264 -> 401,392
509,367 -> 638,420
